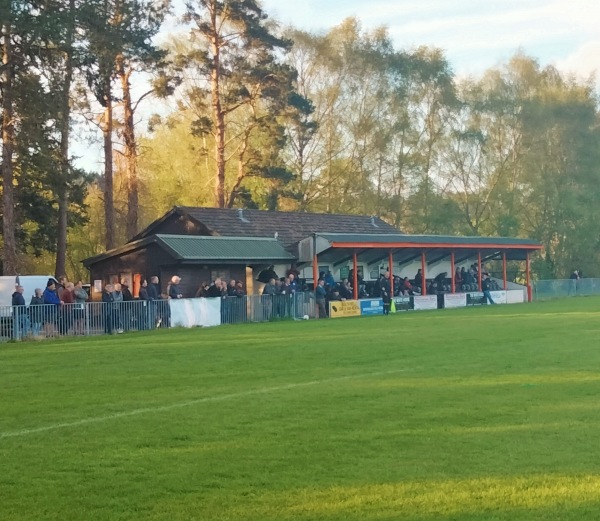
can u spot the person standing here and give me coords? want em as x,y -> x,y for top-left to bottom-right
168,276 -> 183,299
73,281 -> 88,335
380,272 -> 392,315
59,282 -> 75,335
12,285 -> 28,339
43,280 -> 61,337
482,274 -> 496,305
29,289 -> 44,337
112,283 -> 124,333
102,284 -> 115,334
315,279 -> 327,318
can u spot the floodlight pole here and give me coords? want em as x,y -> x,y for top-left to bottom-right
421,251 -> 427,296
353,250 -> 358,300
503,251 -> 507,290
450,251 -> 455,293
388,250 -> 394,295
477,251 -> 482,291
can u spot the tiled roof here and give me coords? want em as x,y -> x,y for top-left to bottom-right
132,206 -> 399,251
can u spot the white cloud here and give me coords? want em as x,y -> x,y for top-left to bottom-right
555,41 -> 600,82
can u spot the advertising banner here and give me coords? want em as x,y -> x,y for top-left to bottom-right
360,298 -> 384,316
506,289 -> 525,304
329,299 -> 361,318
466,292 -> 487,306
444,293 -> 467,309
169,297 -> 221,328
392,297 -> 412,312
413,295 -> 438,311
489,290 -> 507,304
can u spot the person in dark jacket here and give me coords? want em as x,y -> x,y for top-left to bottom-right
148,276 -> 160,300
102,283 -> 115,334
29,289 -> 44,337
43,280 -> 61,336
482,274 -> 496,305
12,285 -> 28,339
380,273 -> 392,315
168,275 -> 183,299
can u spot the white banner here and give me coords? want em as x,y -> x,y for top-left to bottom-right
506,290 -> 525,304
489,290 -> 507,304
413,295 -> 438,310
444,293 -> 467,309
169,297 -> 222,328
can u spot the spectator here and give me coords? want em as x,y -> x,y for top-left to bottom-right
286,263 -> 301,278
139,280 -> 150,301
121,280 -> 134,301
74,281 -> 88,304
339,278 -> 352,299
461,266 -> 470,285
324,270 -> 335,289
112,283 -> 124,333
43,279 -> 61,337
56,275 -> 68,300
195,281 -> 210,298
207,278 -> 223,298
235,281 -> 246,297
402,277 -> 413,296
414,269 -> 423,289
380,273 -> 392,315
455,267 -> 463,288
570,269 -> 580,280
348,268 -> 363,285
288,273 -> 299,293
60,282 -> 75,335
149,276 -> 161,300
102,283 -> 115,334
168,275 -> 183,299
285,263 -> 300,279
28,289 -> 44,337
280,277 -> 291,295
263,278 -> 278,296
138,280 -> 153,330
12,285 -> 28,339
315,279 -> 327,318
428,279 -> 438,295
227,279 -> 238,297
482,274 -> 496,305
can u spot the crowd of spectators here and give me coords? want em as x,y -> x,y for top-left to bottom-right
6,262 -> 506,335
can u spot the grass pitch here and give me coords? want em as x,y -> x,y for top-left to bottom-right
1,298 -> 600,520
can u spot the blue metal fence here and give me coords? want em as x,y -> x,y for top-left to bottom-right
0,292 -> 316,343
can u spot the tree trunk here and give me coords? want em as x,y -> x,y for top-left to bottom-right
1,19 -> 18,275
103,80 -> 115,249
209,3 -> 225,208
55,0 -> 75,278
118,58 -> 138,239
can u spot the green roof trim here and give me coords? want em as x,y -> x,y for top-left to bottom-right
316,233 -> 542,248
155,234 -> 295,261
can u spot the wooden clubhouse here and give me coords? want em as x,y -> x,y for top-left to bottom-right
83,206 -> 542,300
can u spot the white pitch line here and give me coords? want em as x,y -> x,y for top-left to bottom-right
0,369 -> 409,440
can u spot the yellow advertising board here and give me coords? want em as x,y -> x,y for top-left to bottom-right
329,300 -> 361,318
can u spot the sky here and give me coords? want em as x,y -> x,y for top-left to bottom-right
255,0 -> 600,80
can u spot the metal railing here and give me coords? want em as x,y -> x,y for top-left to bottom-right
0,292 -> 316,343
533,278 -> 600,300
